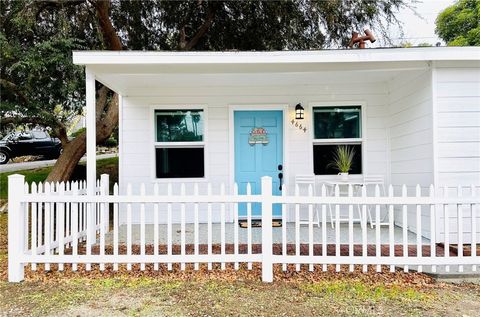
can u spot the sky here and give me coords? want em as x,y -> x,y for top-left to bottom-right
370,0 -> 457,47
394,0 -> 456,45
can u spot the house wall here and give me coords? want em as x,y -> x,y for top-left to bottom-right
387,70 -> 434,237
119,79 -> 390,223
433,63 -> 480,243
434,64 -> 480,187
387,70 -> 434,190
386,64 -> 480,242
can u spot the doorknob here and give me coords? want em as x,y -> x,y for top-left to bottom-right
278,172 -> 283,191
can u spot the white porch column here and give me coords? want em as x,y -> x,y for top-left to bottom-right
86,68 -> 96,194
85,68 -> 96,246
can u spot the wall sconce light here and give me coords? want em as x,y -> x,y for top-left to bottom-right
295,103 -> 304,120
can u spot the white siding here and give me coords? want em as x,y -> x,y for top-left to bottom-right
388,70 -> 434,189
433,65 -> 480,243
387,70 -> 434,237
434,66 -> 480,186
120,79 -> 389,223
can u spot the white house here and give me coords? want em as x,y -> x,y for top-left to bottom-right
74,48 -> 480,247
73,47 -> 479,223
7,47 -> 480,282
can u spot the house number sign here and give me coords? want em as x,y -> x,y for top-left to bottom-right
290,119 -> 307,133
248,127 -> 269,145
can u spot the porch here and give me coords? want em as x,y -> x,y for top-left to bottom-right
104,222 -> 428,245
7,174 -> 479,282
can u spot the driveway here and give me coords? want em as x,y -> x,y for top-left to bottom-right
0,153 -> 117,173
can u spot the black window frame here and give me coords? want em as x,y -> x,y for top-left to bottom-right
312,105 -> 363,176
153,108 -> 206,180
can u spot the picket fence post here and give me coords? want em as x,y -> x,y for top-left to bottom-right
8,174 -> 26,282
100,174 -> 110,231
261,176 -> 273,283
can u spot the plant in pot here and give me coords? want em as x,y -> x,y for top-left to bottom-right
327,145 -> 355,181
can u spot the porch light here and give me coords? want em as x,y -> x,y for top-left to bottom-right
295,103 -> 304,120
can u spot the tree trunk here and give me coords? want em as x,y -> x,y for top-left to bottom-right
46,88 -> 119,182
46,133 -> 87,181
46,0 -> 121,183
45,0 -> 215,182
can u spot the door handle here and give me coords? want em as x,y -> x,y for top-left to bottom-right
278,172 -> 283,191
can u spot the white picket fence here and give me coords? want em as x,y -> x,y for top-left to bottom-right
7,174 -> 480,282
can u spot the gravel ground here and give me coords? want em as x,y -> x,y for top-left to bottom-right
1,210 -> 480,317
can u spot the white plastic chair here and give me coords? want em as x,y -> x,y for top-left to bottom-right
363,175 -> 388,227
294,175 -> 324,227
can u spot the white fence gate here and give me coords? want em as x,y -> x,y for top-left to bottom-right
7,174 -> 480,282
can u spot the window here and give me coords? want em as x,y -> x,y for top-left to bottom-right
17,132 -> 32,141
313,106 -> 361,139
32,131 -> 48,139
312,105 -> 363,175
154,109 -> 205,178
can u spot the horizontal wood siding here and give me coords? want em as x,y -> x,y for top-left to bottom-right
388,70 -> 434,188
434,66 -> 480,243
387,70 -> 434,237
435,66 -> 480,186
120,80 -> 389,223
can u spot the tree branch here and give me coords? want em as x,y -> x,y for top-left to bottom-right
183,2 -> 219,50
95,86 -> 109,120
179,25 -> 187,49
0,79 -> 28,104
52,124 -> 69,146
91,0 -> 123,50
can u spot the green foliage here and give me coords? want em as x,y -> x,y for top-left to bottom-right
435,0 -> 480,46
103,137 -> 118,147
0,167 -> 51,199
70,128 -> 86,139
400,41 -> 413,48
400,42 -> 433,48
0,157 -> 118,199
1,0 -> 409,138
417,42 -> 433,47
0,0 -> 87,133
327,145 -> 355,173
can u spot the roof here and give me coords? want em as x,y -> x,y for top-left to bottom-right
73,47 -> 479,96
73,47 -> 480,65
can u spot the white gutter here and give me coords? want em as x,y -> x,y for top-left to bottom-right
73,47 -> 480,65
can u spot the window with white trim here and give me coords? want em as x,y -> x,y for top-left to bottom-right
312,105 -> 363,175
154,109 -> 205,178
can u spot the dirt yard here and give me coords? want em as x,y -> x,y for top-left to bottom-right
0,212 -> 479,316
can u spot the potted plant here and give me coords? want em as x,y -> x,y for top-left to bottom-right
327,145 -> 355,181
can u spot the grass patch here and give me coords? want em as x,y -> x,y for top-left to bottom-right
0,167 -> 51,199
71,276 -> 182,292
300,280 -> 430,303
0,156 -> 118,199
0,279 -> 107,317
0,273 -> 479,316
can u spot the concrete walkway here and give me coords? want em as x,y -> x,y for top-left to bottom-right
0,153 -> 117,173
104,222 -> 429,245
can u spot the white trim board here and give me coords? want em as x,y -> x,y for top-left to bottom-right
73,47 -> 480,65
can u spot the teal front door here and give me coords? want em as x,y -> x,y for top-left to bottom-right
234,110 -> 283,218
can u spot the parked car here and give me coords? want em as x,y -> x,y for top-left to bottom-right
0,130 -> 62,164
